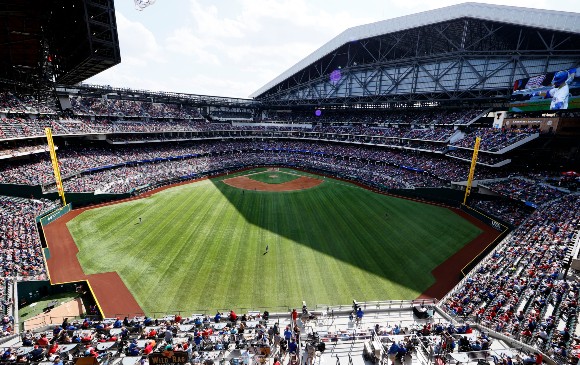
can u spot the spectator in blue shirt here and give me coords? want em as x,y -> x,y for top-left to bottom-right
356,307 -> 364,324
288,339 -> 298,354
113,318 -> 123,328
284,327 -> 292,342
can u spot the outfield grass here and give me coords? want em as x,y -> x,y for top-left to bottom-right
247,170 -> 300,184
67,168 -> 482,314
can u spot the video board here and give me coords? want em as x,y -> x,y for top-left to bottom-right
509,67 -> 579,112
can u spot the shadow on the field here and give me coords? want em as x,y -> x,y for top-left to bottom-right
210,171 -> 438,295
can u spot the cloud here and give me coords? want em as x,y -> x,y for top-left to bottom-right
115,11 -> 166,66
165,27 -> 221,66
188,0 -> 247,39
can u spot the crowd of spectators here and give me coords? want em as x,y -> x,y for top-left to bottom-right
0,141 -> 507,189
0,93 -> 532,160
481,178 -> 568,206
0,114 -> 536,160
11,310 -> 303,364
265,108 -> 484,126
0,279 -> 14,338
446,149 -> 510,166
442,194 -> 580,363
58,150 -> 448,194
0,92 -> 56,115
210,110 -> 254,120
308,125 -> 454,142
0,116 -> 533,163
0,143 -> 51,159
6,302 -> 543,365
470,199 -> 535,227
0,194 -> 57,334
0,195 -> 58,279
108,125 -> 452,152
0,116 -> 62,139
70,97 -> 202,119
0,92 -> 21,113
452,128 -> 538,152
0,116 -> 228,138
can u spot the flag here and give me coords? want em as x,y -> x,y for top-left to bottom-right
525,74 -> 546,89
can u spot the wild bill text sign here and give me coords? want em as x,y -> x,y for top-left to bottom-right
149,351 -> 189,365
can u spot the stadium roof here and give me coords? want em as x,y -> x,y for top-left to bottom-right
250,2 -> 580,98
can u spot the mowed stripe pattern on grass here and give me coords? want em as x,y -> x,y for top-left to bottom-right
66,169 -> 482,314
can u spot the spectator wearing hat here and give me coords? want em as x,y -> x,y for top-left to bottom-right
29,346 -> 45,362
81,319 -> 91,329
560,328 -> 571,343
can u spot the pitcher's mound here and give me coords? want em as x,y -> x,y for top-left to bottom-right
223,175 -> 323,191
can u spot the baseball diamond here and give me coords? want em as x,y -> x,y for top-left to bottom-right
42,168 -> 492,316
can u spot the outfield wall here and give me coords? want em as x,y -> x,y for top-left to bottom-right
458,204 -> 510,276
0,183 -> 43,198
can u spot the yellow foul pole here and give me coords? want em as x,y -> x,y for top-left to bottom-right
45,128 -> 66,205
463,136 -> 481,205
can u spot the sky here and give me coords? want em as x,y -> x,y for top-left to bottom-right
85,0 -> 577,99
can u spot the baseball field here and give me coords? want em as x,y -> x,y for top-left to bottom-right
65,168 -> 483,315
